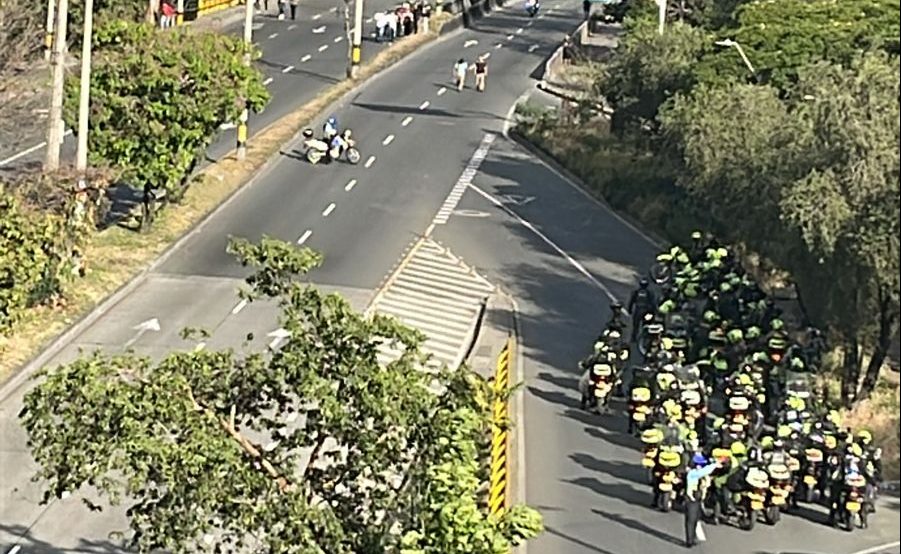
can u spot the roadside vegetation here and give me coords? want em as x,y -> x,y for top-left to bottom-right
20,237 -> 543,553
516,0 -> 900,478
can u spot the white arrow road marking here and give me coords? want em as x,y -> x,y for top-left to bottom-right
419,100 -> 430,110
312,13 -> 322,19
313,25 -> 326,33
301,54 -> 312,62
345,179 -> 357,191
506,34 -> 514,40
437,86 -> 447,95
268,32 -> 279,39
500,194 -> 536,206
263,76 -> 274,85
402,116 -> 413,126
365,155 -> 376,168
382,134 -> 395,145
322,203 -> 336,217
267,328 -> 291,349
231,299 -> 249,314
528,44 -> 539,52
334,35 -> 343,42
124,318 -> 160,349
318,44 -> 329,51
464,39 -> 478,47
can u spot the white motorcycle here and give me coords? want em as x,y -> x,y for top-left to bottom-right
302,128 -> 361,165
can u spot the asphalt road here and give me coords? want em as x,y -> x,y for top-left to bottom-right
0,0 -> 391,171
0,3 -> 586,552
430,137 -> 901,554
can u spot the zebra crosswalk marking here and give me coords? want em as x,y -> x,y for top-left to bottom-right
369,237 -> 495,369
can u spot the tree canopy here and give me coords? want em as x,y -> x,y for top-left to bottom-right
20,237 -> 542,553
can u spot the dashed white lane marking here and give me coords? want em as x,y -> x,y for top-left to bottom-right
312,13 -> 322,19
370,237 -> 495,369
419,100 -> 430,110
382,134 -> 395,145
365,16 -> 373,23
194,342 -> 206,352
334,35 -> 343,42
495,42 -> 503,49
322,203 -> 336,217
526,20 -> 534,26
313,25 -> 326,33
482,52 -> 491,59
401,116 -> 413,126
318,44 -> 329,52
464,39 -> 479,48
430,133 -> 495,226
516,27 -> 524,34
282,65 -> 295,73
365,155 -> 376,168
231,299 -> 249,314
220,122 -> 236,130
528,44 -> 539,52
263,76 -> 274,85
301,54 -> 312,62
538,13 -> 545,18
267,328 -> 290,350
345,179 -> 357,191
506,34 -> 514,40
437,87 -> 447,96
297,229 -> 313,244
268,32 -> 279,39
330,6 -> 338,11
288,23 -> 297,29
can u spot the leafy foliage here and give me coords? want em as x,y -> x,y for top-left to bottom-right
63,21 -> 270,199
21,237 -> 543,552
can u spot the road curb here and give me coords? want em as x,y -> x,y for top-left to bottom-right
0,19 -> 472,404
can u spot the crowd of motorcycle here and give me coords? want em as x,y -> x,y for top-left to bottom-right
578,232 -> 884,533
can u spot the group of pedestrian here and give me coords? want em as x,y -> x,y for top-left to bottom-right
255,0 -> 300,20
375,2 -> 432,41
452,55 -> 489,92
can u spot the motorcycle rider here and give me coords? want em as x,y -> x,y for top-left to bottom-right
323,115 -> 339,141
628,278 -> 657,343
326,129 -> 353,164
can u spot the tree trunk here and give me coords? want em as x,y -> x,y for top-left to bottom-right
841,337 -> 861,407
856,287 -> 900,403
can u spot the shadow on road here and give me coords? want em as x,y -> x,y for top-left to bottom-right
566,476 -> 647,505
351,101 -> 462,118
569,452 -> 648,485
0,523 -> 129,553
537,370 -> 579,390
544,525 -> 617,554
592,508 -> 685,547
528,384 -> 581,410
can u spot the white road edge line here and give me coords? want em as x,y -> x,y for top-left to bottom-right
231,299 -> 249,314
8,545 -> 22,554
344,179 -> 357,191
282,65 -> 294,73
263,76 -> 274,85
268,32 -> 278,39
418,100 -> 430,110
437,87 -> 447,96
469,182 -> 622,305
301,54 -> 312,62
382,134 -> 395,145
850,542 -> 901,554
297,229 -> 313,244
318,44 -> 329,52
401,116 -> 413,126
322,203 -> 336,217
0,128 -> 73,167
364,155 -> 376,167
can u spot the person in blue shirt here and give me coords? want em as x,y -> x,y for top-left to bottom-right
684,453 -> 722,547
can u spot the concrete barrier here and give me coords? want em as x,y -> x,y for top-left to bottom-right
542,19 -> 587,84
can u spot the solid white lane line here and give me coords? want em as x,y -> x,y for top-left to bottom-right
437,87 -> 447,96
263,76 -> 274,85
365,155 -> 376,168
322,203 -> 336,217
419,100 -> 430,110
0,129 -> 73,167
334,35 -> 343,42
301,54 -> 312,62
382,134 -> 395,145
282,65 -> 294,73
318,44 -> 329,52
297,229 -> 313,244
401,116 -> 413,126
231,299 -> 249,314
268,32 -> 279,39
345,179 -> 357,191
312,13 -> 322,19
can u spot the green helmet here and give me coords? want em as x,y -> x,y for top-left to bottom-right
727,328 -> 743,344
659,299 -> 676,314
771,318 -> 785,330
720,282 -> 732,293
703,310 -> 718,323
746,326 -> 761,340
791,357 -> 805,370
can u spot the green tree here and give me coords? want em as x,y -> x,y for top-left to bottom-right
20,237 -> 542,553
63,21 -> 269,202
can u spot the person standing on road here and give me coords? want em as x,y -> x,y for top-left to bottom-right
582,0 -> 590,19
453,58 -> 468,91
473,54 -> 488,92
684,454 -> 720,548
289,0 -> 299,20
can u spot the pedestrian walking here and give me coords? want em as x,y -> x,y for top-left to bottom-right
683,454 -> 720,548
375,10 -> 388,41
473,54 -> 488,92
289,0 -> 299,19
420,1 -> 431,33
160,0 -> 175,28
582,0 -> 590,19
277,0 -> 287,19
453,58 -> 468,91
385,10 -> 398,41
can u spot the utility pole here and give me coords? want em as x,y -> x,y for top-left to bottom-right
236,0 -> 254,160
655,0 -> 665,35
44,0 -> 56,62
176,0 -> 185,24
75,0 -> 94,173
44,0 -> 69,172
349,0 -> 363,78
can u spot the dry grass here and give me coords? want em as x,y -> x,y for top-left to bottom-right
0,22 -> 452,384
843,384 -> 900,481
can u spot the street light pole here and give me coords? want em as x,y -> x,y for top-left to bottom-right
349,0 -> 364,78
44,0 -> 56,62
75,0 -> 94,173
236,0 -> 254,160
655,0 -> 665,35
44,0 -> 69,172
715,38 -> 756,77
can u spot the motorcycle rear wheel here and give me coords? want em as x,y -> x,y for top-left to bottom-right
346,147 -> 361,164
764,505 -> 780,525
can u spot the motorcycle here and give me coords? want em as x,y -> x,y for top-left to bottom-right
833,473 -> 868,531
721,467 -> 769,531
592,362 -> 615,413
798,446 -> 824,503
302,128 -> 362,165
636,312 -> 663,358
640,428 -> 664,482
765,462 -> 792,524
525,0 -> 540,17
653,446 -> 684,512
629,385 -> 652,434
